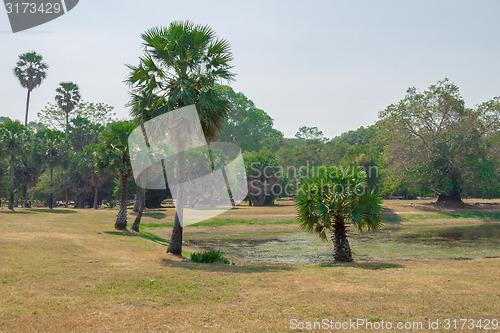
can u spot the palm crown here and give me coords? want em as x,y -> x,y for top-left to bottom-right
55,82 -> 81,131
13,51 -> 49,125
127,21 -> 235,141
14,52 -> 48,92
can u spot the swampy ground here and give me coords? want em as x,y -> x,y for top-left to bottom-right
0,199 -> 498,332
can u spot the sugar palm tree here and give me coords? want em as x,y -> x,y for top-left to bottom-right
13,52 -> 49,125
95,121 -> 136,230
126,21 -> 234,254
35,129 -> 70,209
0,120 -> 27,210
55,82 -> 81,133
295,167 -> 383,262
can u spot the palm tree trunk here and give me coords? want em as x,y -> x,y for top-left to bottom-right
115,172 -> 129,230
93,186 -> 99,209
65,111 -> 69,134
25,89 -> 31,126
15,191 -> 19,208
333,216 -> 353,262
133,185 -> 144,212
131,187 -> 145,232
49,167 -> 53,209
8,157 -> 14,210
221,167 -> 236,207
167,150 -> 185,255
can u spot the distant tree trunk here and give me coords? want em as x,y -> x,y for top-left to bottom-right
64,183 -> 69,208
436,177 -> 463,206
167,150 -> 184,255
115,172 -> 129,230
93,186 -> 99,209
131,187 -> 145,232
21,186 -> 28,204
25,89 -> 31,126
8,157 -> 14,210
247,177 -> 278,206
49,167 -> 54,209
332,215 -> 353,262
65,110 -> 70,134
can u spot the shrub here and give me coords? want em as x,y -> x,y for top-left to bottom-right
190,250 -> 231,264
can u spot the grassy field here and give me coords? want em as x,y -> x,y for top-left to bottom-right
0,199 -> 499,332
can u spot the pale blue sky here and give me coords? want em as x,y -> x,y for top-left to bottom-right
1,0 -> 499,138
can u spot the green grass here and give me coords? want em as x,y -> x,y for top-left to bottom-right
141,217 -> 295,229
382,211 -> 500,223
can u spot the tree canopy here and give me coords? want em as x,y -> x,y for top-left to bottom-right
378,79 -> 499,203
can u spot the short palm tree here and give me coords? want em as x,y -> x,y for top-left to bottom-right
127,21 -> 234,254
55,82 -> 81,133
95,121 -> 136,230
35,129 -> 70,209
0,120 -> 27,210
295,167 -> 383,262
13,51 -> 49,125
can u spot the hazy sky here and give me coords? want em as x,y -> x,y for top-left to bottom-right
1,0 -> 499,138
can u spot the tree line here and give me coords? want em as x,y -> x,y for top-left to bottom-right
1,21 -> 499,257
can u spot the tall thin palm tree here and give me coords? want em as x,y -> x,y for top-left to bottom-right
55,82 -> 81,133
13,51 -> 49,125
126,21 -> 234,255
95,121 -> 136,230
0,121 -> 27,210
295,167 -> 383,262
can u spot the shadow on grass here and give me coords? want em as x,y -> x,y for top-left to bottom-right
0,208 -> 77,214
104,230 -> 170,247
140,212 -> 167,219
104,231 -> 136,237
381,207 -> 404,224
411,203 -> 500,217
160,257 -> 295,273
318,261 -> 403,270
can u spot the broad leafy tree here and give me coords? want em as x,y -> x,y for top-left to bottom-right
295,126 -> 328,142
127,21 -> 234,254
295,167 -> 382,262
55,82 -> 81,133
217,85 -> 284,152
13,52 -> 49,125
95,121 -> 135,230
378,79 -> 493,204
38,102 -> 115,131
244,151 -> 280,206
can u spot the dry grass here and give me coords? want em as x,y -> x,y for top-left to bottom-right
0,200 -> 499,332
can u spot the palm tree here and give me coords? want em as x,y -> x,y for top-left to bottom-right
82,145 -> 106,210
295,167 -> 383,262
0,121 -> 27,210
55,82 -> 81,133
95,121 -> 136,230
126,21 -> 234,254
13,52 -> 49,126
36,129 -> 70,209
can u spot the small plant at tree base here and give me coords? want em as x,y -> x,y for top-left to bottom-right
190,250 -> 231,264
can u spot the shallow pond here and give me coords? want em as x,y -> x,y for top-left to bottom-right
185,223 -> 500,264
